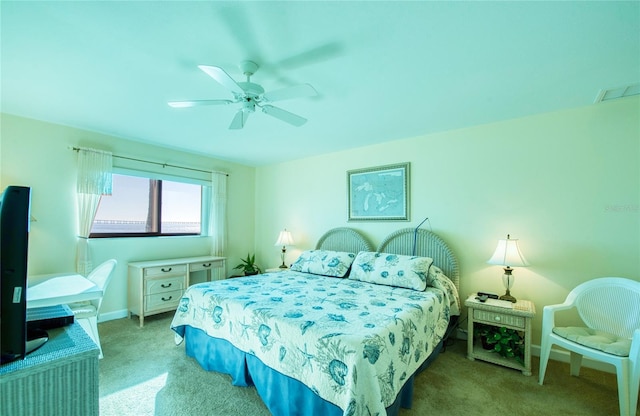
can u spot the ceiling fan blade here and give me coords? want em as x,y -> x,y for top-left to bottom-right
275,42 -> 344,70
168,99 -> 233,108
261,105 -> 307,127
198,65 -> 244,95
263,84 -> 318,102
229,110 -> 249,130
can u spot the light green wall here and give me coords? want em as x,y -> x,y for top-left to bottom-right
0,113 -> 256,319
2,97 -> 638,342
255,97 -> 640,344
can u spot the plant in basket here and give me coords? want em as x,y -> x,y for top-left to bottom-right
476,324 -> 525,365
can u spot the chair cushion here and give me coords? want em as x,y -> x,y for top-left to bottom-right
553,326 -> 631,357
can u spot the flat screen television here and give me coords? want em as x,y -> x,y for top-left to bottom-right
1,185 -> 47,365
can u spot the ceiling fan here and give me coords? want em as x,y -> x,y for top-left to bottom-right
168,60 -> 317,130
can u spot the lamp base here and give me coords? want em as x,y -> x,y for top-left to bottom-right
499,289 -> 517,303
279,247 -> 287,269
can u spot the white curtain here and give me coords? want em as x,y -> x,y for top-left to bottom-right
76,148 -> 112,275
209,172 -> 227,257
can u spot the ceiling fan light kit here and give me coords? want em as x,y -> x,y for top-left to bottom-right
169,60 -> 317,130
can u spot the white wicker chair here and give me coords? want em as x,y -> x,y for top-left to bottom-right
538,277 -> 640,416
69,259 -> 117,359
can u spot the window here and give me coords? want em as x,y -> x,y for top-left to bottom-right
90,173 -> 202,237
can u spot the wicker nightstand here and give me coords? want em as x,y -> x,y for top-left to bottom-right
465,294 -> 536,376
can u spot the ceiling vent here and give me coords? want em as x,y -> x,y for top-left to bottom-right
594,83 -> 640,103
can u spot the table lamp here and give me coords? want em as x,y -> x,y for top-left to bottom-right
487,234 -> 529,303
275,229 -> 294,269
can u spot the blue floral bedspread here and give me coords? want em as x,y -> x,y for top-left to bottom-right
171,270 -> 459,415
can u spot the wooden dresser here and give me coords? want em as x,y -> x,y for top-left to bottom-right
127,255 -> 225,327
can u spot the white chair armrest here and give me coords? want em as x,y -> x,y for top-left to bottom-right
542,302 -> 574,329
544,301 -> 576,313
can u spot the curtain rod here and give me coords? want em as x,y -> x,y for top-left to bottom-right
70,146 -> 229,176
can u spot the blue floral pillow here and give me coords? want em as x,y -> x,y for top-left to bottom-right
290,250 -> 356,277
350,252 -> 433,291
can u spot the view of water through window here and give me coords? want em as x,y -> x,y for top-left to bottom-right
91,220 -> 201,234
91,174 -> 202,236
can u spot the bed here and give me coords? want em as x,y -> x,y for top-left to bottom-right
171,227 -> 460,416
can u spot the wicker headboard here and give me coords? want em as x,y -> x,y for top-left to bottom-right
314,227 -> 459,293
315,227 -> 374,253
377,228 -> 460,292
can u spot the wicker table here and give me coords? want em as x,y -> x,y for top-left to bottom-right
465,294 -> 536,376
0,322 -> 99,415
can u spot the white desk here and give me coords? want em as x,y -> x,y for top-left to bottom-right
127,255 -> 225,327
27,274 -> 102,309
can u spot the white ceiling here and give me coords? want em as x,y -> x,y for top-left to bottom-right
2,1 -> 638,166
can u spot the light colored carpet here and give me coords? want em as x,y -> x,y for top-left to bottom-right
98,312 -> 629,416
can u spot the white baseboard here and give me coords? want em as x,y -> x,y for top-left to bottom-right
98,309 -> 129,323
531,344 -> 615,374
456,328 -> 615,374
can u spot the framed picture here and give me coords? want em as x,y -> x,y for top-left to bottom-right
347,162 -> 410,221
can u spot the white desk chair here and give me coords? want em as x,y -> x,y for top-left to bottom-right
68,259 -> 117,359
538,277 -> 640,416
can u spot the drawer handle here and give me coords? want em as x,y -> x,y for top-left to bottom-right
495,316 -> 501,321
161,296 -> 173,302
161,283 -> 172,288
203,263 -> 212,267
161,267 -> 172,273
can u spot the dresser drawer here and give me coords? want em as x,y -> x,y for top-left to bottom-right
145,289 -> 183,312
144,264 -> 187,277
129,256 -> 226,327
473,309 -> 525,329
190,260 -> 222,272
145,275 -> 185,295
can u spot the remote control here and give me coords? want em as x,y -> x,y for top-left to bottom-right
477,291 -> 499,299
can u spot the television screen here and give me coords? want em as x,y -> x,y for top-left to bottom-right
1,186 -> 47,364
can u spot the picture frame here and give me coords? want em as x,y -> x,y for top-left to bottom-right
347,162 -> 410,221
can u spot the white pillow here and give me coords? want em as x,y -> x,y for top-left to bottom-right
290,250 -> 356,277
350,252 -> 433,291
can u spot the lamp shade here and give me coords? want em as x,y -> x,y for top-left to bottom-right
487,235 -> 529,267
275,229 -> 294,246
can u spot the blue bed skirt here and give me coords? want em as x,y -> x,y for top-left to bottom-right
180,325 -> 446,416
